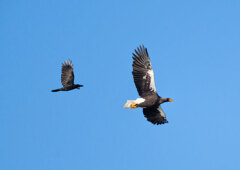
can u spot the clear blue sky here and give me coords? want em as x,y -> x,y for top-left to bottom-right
1,0 -> 240,169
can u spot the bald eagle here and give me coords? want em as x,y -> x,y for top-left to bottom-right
123,45 -> 173,125
51,60 -> 83,92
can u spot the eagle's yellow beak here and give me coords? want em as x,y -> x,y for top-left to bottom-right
169,99 -> 174,102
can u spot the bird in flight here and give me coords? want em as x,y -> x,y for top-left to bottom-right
123,45 -> 173,125
51,59 -> 83,92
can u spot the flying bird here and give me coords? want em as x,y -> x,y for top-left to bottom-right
123,45 -> 173,125
51,60 -> 83,92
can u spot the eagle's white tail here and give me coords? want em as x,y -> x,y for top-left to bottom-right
123,100 -> 136,108
123,98 -> 145,109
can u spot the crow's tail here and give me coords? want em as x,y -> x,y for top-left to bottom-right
51,88 -> 61,92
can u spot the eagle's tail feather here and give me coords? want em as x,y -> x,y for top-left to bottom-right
123,100 -> 137,109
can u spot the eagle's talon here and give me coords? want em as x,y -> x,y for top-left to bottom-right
131,103 -> 137,108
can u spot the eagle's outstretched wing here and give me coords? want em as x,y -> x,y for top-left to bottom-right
143,105 -> 168,125
61,60 -> 74,87
132,45 -> 156,97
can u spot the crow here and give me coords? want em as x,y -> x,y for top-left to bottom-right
52,60 -> 83,92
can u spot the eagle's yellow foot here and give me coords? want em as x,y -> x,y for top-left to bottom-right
131,103 -> 137,108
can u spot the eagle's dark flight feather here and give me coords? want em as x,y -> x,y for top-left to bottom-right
143,106 -> 168,125
132,45 -> 156,97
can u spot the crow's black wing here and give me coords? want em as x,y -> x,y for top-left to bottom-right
61,60 -> 74,87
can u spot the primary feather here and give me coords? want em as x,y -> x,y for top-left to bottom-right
132,45 -> 156,97
61,60 -> 74,87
